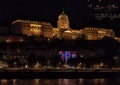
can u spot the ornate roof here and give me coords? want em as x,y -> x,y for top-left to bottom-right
58,11 -> 69,20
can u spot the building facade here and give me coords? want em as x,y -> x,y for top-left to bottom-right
10,11 -> 120,41
11,19 -> 53,38
80,27 -> 115,40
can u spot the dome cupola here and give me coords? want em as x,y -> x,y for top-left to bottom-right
57,10 -> 70,29
58,11 -> 69,20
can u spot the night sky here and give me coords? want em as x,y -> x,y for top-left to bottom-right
0,0 -> 90,29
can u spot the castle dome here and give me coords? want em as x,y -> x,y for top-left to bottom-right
58,11 -> 69,20
57,10 -> 70,29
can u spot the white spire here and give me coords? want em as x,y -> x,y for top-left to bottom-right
62,8 -> 65,13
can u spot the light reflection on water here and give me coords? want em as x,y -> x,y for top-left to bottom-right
0,79 -> 120,85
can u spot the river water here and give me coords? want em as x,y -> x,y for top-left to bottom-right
0,79 -> 120,85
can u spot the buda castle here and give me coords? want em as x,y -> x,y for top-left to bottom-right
2,10 -> 120,42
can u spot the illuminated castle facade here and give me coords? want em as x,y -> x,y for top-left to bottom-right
0,10 -> 120,68
11,20 -> 53,38
11,10 -> 120,41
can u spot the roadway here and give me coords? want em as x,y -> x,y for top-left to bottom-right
0,68 -> 120,72
0,68 -> 120,78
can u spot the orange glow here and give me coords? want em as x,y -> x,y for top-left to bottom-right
98,30 -> 106,34
6,39 -> 12,43
19,39 -> 24,42
30,24 -> 42,27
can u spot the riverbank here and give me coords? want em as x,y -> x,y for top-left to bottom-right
0,68 -> 120,78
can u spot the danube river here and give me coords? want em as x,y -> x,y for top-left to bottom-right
0,79 -> 120,85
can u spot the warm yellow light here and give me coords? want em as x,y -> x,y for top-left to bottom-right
100,62 -> 104,66
34,62 -> 41,68
6,39 -> 11,43
29,28 -> 41,36
98,31 -> 106,34
64,30 -> 72,33
19,39 -> 24,42
30,24 -> 42,28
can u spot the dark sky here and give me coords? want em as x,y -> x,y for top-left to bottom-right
0,0 -> 91,29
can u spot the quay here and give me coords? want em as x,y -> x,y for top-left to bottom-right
0,68 -> 120,78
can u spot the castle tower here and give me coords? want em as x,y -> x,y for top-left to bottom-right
57,10 -> 70,29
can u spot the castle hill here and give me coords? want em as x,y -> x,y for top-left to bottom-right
0,10 -> 120,78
